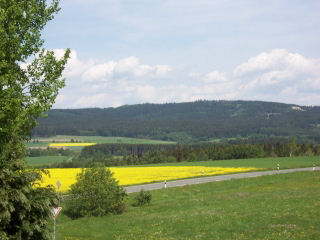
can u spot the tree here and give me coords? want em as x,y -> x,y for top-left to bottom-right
288,137 -> 297,157
0,0 -> 70,239
132,189 -> 152,207
65,167 -> 127,219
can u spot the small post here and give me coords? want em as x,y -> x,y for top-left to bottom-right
56,180 -> 62,205
56,180 -> 61,190
53,218 -> 56,240
164,180 -> 167,189
313,163 -> 316,171
52,207 -> 62,240
277,163 -> 280,171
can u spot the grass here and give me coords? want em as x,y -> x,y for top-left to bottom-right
26,156 -> 69,166
55,171 -> 320,240
26,135 -> 176,149
25,142 -> 49,148
142,156 -> 320,170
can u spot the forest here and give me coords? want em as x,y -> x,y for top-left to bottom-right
32,100 -> 320,144
38,139 -> 319,168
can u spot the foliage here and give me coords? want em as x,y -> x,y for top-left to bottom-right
28,147 -> 74,157
65,167 -> 127,219
32,100 -> 320,143
288,137 -> 297,157
0,168 -> 59,240
132,189 -> 152,207
49,141 -> 320,168
81,142 -> 177,157
0,0 -> 69,239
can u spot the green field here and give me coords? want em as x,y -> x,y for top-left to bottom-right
26,156 -> 69,166
55,171 -> 320,240
26,135 -> 176,149
25,142 -> 50,148
143,156 -> 320,170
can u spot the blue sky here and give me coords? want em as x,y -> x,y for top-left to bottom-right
43,0 -> 320,108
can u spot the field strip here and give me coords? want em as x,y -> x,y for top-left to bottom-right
40,166 -> 259,192
124,167 -> 319,193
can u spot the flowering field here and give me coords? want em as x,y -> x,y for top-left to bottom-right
49,142 -> 96,147
39,166 -> 260,192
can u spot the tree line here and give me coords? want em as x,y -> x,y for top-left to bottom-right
28,147 -> 74,157
46,140 -> 320,168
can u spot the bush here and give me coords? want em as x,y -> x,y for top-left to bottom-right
132,189 -> 152,206
65,167 -> 127,219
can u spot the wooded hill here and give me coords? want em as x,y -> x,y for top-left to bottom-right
33,100 -> 320,143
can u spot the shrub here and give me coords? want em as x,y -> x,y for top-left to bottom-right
132,189 -> 152,206
65,167 -> 127,219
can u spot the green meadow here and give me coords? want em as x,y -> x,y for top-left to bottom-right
55,171 -> 320,240
26,135 -> 176,149
26,154 -> 319,170
26,156 -> 69,166
25,142 -> 50,148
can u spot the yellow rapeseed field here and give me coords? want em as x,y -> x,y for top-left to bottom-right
39,166 -> 260,192
49,142 -> 96,147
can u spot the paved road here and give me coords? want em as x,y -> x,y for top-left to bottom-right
124,167 -> 319,193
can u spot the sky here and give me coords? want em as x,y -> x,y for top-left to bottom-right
42,0 -> 320,108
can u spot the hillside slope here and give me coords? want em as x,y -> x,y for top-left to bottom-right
33,100 -> 320,143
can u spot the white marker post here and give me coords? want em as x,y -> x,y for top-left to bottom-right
56,180 -> 61,190
313,164 -> 316,171
52,207 -> 62,240
277,163 -> 280,171
56,180 -> 62,205
164,180 -> 167,189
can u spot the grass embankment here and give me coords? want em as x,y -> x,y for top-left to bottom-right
55,171 -> 320,240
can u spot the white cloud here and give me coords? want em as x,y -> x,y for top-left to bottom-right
154,65 -> 172,77
234,49 -> 320,77
52,49 -> 88,78
61,53 -> 172,84
234,49 -> 289,76
204,71 -> 228,83
115,57 -> 140,75
233,49 -> 320,104
54,49 -> 320,108
82,62 -> 116,82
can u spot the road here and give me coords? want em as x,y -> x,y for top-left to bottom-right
124,167 -> 319,193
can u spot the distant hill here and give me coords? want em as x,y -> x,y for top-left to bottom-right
33,100 -> 320,143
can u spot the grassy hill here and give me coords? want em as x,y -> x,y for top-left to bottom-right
33,100 -> 320,143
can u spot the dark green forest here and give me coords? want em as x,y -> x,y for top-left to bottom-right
33,100 -> 320,143
42,141 -> 319,168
